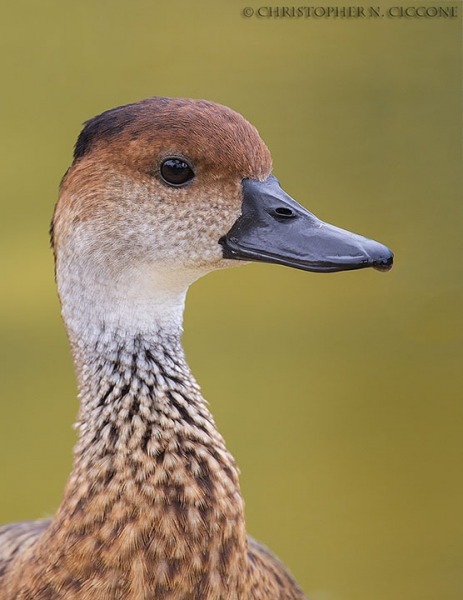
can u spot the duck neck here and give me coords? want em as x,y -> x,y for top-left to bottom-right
48,309 -> 249,596
70,323 -> 207,464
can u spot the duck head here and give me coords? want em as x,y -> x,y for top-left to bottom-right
52,97 -> 393,332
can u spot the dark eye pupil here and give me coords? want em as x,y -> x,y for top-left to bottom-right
160,158 -> 194,186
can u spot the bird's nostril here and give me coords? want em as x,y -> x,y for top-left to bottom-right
274,207 -> 295,218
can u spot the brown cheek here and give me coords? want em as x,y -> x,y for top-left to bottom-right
183,179 -> 243,252
135,175 -> 243,237
55,159 -> 244,265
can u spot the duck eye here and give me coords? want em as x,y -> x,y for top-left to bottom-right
160,158 -> 194,186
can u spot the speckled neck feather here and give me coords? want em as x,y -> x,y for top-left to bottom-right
5,324 -> 255,598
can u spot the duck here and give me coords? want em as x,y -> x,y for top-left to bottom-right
0,96 -> 393,600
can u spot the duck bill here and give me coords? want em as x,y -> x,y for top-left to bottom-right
219,175 -> 393,273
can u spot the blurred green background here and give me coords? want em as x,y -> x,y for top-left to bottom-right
0,1 -> 461,598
